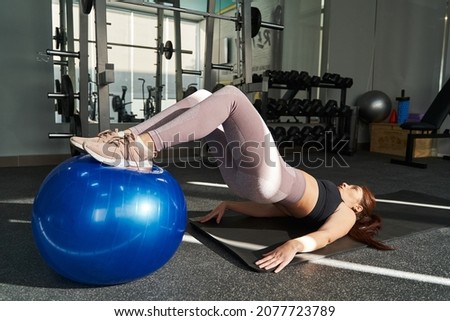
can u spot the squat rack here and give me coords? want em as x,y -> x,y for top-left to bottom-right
120,0 -> 284,90
48,0 -> 284,140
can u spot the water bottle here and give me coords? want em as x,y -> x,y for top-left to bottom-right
396,89 -> 410,124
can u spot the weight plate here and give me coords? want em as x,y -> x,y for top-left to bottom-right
251,7 -> 262,38
70,114 -> 82,137
81,0 -> 94,15
55,79 -> 62,115
61,75 -> 75,118
53,27 -> 62,49
164,40 -> 173,60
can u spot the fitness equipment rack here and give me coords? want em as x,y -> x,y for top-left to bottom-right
251,70 -> 357,155
117,0 -> 284,92
47,0 -> 285,147
45,0 -> 89,152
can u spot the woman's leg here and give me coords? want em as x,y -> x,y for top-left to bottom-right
129,89 -> 212,135
146,85 -> 305,204
204,127 -> 304,204
85,85 -> 305,203
70,89 -> 212,150
146,86 -> 270,152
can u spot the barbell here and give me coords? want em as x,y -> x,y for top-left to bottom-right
80,0 -> 283,38
140,1 -> 282,37
52,29 -> 188,61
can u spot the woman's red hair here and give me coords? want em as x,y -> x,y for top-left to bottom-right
347,186 -> 394,251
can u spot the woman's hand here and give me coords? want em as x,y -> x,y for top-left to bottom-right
198,201 -> 228,224
255,240 -> 301,273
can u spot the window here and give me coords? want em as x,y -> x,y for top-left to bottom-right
51,0 -> 201,123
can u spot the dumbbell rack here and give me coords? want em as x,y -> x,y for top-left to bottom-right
247,72 -> 356,155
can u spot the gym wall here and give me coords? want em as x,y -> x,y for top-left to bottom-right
0,0 -> 448,166
210,0 -> 288,85
322,0 -> 450,156
281,0 -> 322,76
0,0 -> 69,166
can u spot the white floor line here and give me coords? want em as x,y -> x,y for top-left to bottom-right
376,198 -> 450,210
311,258 -> 450,287
0,198 -> 34,204
205,234 -> 267,251
182,234 -> 202,244
186,181 -> 229,188
8,181 -> 448,286
186,181 -> 450,210
8,219 -> 32,224
184,233 -> 450,287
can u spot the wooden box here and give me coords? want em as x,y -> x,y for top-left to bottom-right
370,123 -> 433,158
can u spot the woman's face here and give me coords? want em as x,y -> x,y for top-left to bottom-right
338,182 -> 364,213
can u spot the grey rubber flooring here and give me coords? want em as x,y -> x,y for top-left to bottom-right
0,150 -> 449,300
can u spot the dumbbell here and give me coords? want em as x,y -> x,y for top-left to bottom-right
285,126 -> 302,146
322,73 -> 353,88
322,100 -> 339,116
310,99 -> 324,116
288,71 -> 311,88
295,126 -> 312,145
336,77 -> 353,88
252,73 -> 263,83
301,99 -> 313,115
311,125 -> 325,137
310,75 -> 321,86
266,98 -> 280,119
276,99 -> 288,116
269,70 -> 286,84
300,125 -> 325,147
322,73 -> 341,84
287,126 -> 300,136
286,70 -> 299,86
287,99 -> 302,116
273,126 -> 287,145
312,125 -> 327,145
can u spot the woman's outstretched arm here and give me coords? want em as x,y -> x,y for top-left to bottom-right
255,204 -> 356,273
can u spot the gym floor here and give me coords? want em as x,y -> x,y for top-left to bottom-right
0,150 -> 449,301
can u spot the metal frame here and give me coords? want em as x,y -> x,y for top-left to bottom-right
118,0 -> 284,90
155,3 -> 164,113
48,0 -> 88,139
240,0 -> 253,85
78,0 -> 89,137
95,0 -> 112,132
172,0 -> 184,101
203,0 -> 215,91
53,0 -> 285,136
65,0 -> 76,83
132,0 -> 284,32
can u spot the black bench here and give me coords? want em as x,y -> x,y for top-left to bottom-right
391,78 -> 450,168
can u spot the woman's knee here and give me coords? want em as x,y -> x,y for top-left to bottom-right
221,85 -> 242,95
188,89 -> 212,103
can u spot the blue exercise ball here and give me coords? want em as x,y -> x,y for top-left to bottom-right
32,155 -> 187,285
357,90 -> 392,123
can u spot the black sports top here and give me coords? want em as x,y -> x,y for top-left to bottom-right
304,179 -> 343,227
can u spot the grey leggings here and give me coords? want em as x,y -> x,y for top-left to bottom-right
130,86 -> 306,205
